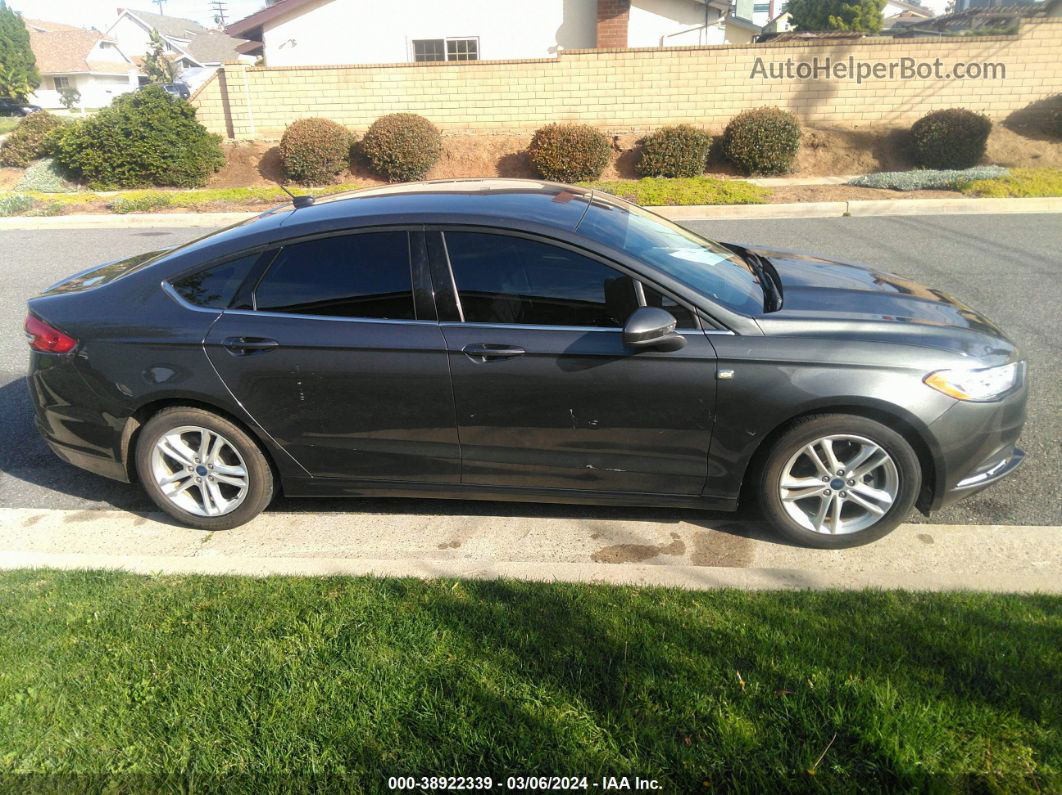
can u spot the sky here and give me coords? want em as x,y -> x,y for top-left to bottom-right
7,0 -> 267,30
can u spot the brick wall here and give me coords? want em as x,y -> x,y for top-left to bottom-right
192,19 -> 1062,140
596,0 -> 631,48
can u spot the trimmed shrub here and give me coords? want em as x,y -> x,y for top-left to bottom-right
360,113 -> 442,182
721,107 -> 801,176
528,123 -> 611,183
52,86 -> 224,189
15,158 -> 77,193
636,125 -> 712,178
911,108 -> 992,170
280,118 -> 354,185
849,166 -> 1007,192
0,112 -> 64,168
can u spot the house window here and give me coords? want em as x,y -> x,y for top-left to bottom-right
52,76 -> 71,90
412,37 -> 479,62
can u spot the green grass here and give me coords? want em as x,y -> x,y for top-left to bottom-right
578,176 -> 769,206
0,570 -> 1058,792
0,117 -> 21,135
960,167 -> 1062,198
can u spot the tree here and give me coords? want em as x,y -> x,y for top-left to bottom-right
0,1 -> 40,100
58,86 -> 81,111
143,29 -> 180,84
786,0 -> 886,33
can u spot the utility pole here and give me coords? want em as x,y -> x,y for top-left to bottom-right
152,0 -> 166,13
210,0 -> 229,26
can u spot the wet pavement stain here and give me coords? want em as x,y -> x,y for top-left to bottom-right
63,511 -> 98,524
21,515 -> 42,527
690,528 -> 755,568
437,540 -> 461,550
917,533 -> 935,544
591,532 -> 685,564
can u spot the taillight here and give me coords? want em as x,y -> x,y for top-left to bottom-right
25,314 -> 77,353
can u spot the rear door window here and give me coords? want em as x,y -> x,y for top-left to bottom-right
254,232 -> 415,320
171,253 -> 260,308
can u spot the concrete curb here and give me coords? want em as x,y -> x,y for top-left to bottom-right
1,197 -> 1060,230
2,551 -> 1058,593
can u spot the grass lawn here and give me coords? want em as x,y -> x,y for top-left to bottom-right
0,117 -> 20,135
0,571 -> 1058,792
578,176 -> 769,206
960,167 -> 1062,198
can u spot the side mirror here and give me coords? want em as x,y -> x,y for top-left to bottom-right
623,306 -> 686,352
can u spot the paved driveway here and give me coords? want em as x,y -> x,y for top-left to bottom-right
1,215 -> 1059,531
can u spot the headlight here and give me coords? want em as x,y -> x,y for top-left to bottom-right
924,362 -> 1021,401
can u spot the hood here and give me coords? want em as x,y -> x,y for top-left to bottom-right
749,246 -> 1007,338
743,246 -> 1018,361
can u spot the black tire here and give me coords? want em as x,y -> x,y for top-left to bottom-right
759,414 -> 921,549
135,406 -> 274,531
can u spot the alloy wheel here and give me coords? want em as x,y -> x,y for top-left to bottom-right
778,434 -> 899,535
150,425 -> 249,517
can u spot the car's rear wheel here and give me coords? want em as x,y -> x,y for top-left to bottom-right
136,407 -> 273,531
759,414 -> 921,548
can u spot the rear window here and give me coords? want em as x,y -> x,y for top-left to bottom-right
42,250 -> 167,295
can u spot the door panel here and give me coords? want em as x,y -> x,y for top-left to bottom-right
206,313 -> 459,482
441,323 -> 717,494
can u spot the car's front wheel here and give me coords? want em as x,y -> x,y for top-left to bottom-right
759,414 -> 921,548
136,407 -> 274,531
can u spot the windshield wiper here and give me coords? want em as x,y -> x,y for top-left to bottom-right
735,247 -> 783,312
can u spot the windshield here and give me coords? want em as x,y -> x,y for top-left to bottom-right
577,194 -> 766,316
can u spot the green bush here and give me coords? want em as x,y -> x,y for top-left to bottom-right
636,125 -> 712,178
722,107 -> 802,176
0,193 -> 35,216
528,123 -> 611,182
849,166 -> 1007,192
279,118 -> 354,185
52,86 -> 225,189
0,112 -> 64,168
360,113 -> 442,182
14,158 -> 77,193
911,108 -> 992,170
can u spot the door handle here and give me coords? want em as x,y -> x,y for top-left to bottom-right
222,336 -> 279,356
462,343 -> 526,363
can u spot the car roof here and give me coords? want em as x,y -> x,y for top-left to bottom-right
278,179 -> 595,232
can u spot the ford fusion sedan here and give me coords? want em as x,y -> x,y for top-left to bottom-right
25,180 -> 1026,548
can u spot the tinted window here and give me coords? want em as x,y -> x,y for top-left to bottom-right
643,284 -> 696,329
446,232 -> 636,327
578,198 -> 765,316
171,253 -> 259,308
255,232 -> 414,320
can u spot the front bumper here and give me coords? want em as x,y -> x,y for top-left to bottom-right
925,377 -> 1028,512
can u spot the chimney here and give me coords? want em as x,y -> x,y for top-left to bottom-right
596,0 -> 630,48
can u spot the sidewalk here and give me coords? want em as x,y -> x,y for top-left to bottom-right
2,508 -> 1058,592
2,196 -> 1061,229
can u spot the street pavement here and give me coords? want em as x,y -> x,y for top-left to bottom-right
0,215 -> 1059,577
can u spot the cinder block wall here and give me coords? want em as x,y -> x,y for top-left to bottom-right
192,19 -> 1062,140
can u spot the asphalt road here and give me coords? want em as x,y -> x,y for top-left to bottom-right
1,215 -> 1059,526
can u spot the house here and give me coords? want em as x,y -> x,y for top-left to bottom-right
24,19 -> 138,110
883,0 -> 935,27
105,8 -> 250,90
224,0 -> 763,68
894,0 -> 1060,35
